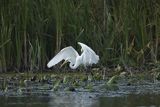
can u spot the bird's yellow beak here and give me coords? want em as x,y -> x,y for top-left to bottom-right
60,60 -> 68,68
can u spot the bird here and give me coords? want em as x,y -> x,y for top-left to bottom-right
47,42 -> 99,69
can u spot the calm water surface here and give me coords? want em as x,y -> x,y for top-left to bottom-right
0,93 -> 160,107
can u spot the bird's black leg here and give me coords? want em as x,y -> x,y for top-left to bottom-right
84,66 -> 93,77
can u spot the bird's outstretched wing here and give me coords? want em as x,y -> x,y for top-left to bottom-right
47,46 -> 79,68
78,42 -> 99,65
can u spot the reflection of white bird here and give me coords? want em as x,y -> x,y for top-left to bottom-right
47,42 -> 99,69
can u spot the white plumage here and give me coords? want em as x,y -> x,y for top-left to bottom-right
47,42 -> 99,69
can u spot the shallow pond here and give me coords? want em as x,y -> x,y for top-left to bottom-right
0,93 -> 160,107
1,72 -> 160,107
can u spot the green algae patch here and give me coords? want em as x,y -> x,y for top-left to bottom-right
0,70 -> 160,96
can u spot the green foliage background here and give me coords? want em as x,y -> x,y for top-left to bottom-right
0,0 -> 160,72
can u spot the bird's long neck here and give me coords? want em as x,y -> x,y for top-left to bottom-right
69,56 -> 82,69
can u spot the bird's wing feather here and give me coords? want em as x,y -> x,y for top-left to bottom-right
78,42 -> 99,65
47,46 -> 79,68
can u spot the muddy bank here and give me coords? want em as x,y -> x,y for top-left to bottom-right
0,69 -> 160,97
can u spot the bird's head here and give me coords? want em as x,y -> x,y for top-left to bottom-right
60,60 -> 68,68
60,57 -> 72,68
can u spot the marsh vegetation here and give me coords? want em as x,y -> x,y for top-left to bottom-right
0,0 -> 160,106
0,0 -> 160,72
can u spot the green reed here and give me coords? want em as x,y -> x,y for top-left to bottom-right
0,0 -> 160,72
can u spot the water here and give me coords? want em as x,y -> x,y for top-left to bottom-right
0,93 -> 160,107
1,73 -> 160,107
99,94 -> 160,107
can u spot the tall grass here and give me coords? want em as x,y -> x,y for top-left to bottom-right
0,0 -> 160,72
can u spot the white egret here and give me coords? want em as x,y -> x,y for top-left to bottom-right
47,42 -> 99,69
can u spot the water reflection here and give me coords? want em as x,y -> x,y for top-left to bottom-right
0,93 -> 160,107
0,96 -> 50,107
48,92 -> 99,107
0,92 -> 99,107
100,94 -> 160,107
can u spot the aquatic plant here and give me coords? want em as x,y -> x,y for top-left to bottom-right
0,0 -> 160,72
